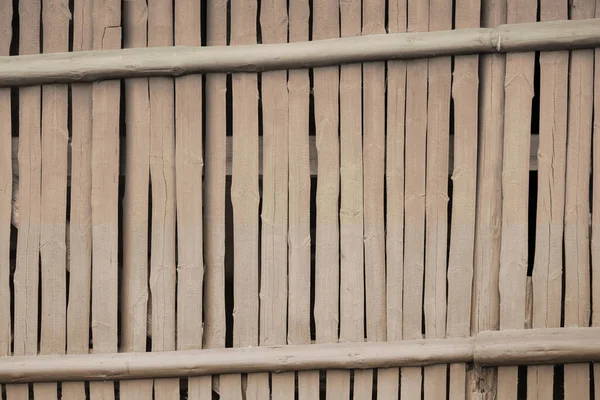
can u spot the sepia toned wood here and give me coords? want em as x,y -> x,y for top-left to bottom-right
4,19 -> 600,86
175,0 -> 206,398
362,0 -> 386,394
147,0 -> 178,396
564,1 -> 595,398
90,9 -> 121,398
402,0 -> 429,397
36,0 -> 70,396
498,0 -> 536,396
0,1 -> 10,399
447,0 -> 479,398
119,0 -> 152,397
593,0 -> 600,392
528,0 -> 567,398
7,0 -> 42,398
288,0 -> 319,397
424,0 -> 451,396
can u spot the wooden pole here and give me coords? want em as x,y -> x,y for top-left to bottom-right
1,327 -> 600,384
1,19 -> 600,86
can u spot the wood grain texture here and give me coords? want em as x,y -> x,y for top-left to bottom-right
594,0 -> 600,393
380,0 -> 407,398
312,0 -> 344,397
0,1 -> 10,399
402,0 -> 429,396
175,0 -> 205,397
119,0 -> 152,397
230,0 -> 265,397
469,0 -> 505,398
447,0 -> 479,398
90,2 -> 121,396
498,0 -> 536,396
288,0 -> 318,397
36,0 -> 70,395
424,0 -> 451,396
362,0 -> 386,393
564,1 -> 595,398
259,0 -> 293,397
528,0 -> 567,397
147,0 -> 178,396
7,0 -> 41,398
63,0 -> 93,397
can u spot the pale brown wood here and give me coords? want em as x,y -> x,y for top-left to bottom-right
230,0 -> 264,397
528,0 -> 567,398
0,2 -> 10,399
403,0 -> 429,396
564,1 -> 595,398
447,0 -> 480,399
593,0 -> 600,393
119,0 -> 152,398
175,0 -> 205,398
203,0 -> 228,396
498,0 -> 536,396
469,0 -> 505,398
147,0 -> 178,396
90,6 -> 121,396
362,0 -> 386,395
36,0 -> 70,396
259,0 -> 293,397
380,1 -> 407,398
4,19 -> 600,86
7,0 -> 41,398
63,0 -> 93,397
312,0 -> 344,398
288,0 -> 318,397
5,327 -> 600,382
424,0 -> 451,396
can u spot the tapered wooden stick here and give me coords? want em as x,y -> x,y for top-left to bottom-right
1,19 -> 600,86
1,327 -> 600,384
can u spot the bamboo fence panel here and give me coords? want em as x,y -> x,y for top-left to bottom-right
0,0 -> 10,398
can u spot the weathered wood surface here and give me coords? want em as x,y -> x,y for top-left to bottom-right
2,327 -> 600,383
594,0 -> 600,393
3,19 -> 600,86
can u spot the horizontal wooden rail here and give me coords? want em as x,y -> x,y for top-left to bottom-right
1,19 -> 600,86
0,327 -> 598,383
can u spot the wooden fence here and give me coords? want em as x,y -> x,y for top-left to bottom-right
1,0 -> 600,398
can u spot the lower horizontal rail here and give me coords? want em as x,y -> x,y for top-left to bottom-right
1,19 -> 600,86
1,327 -> 599,383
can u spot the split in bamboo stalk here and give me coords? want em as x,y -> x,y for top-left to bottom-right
2,327 -> 600,384
2,19 -> 600,86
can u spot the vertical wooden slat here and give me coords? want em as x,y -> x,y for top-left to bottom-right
259,0 -> 293,397
90,0 -> 121,396
8,0 -> 41,397
469,0 -> 505,398
446,0 -> 479,398
288,0 -> 318,397
424,0 -> 451,395
312,0 -> 343,396
593,0 -> 600,392
204,0 -> 227,396
378,0 -> 407,397
120,0 -> 152,396
339,0 -> 364,395
230,0 -> 265,397
175,0 -> 208,397
36,0 -> 70,395
564,0 -> 594,397
362,0 -> 386,394
63,0 -> 93,396
528,0 -> 567,397
147,0 -> 178,395
0,1 -> 11,399
402,0 -> 428,396
498,0 -> 536,395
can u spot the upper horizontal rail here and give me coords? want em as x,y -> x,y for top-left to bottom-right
0,327 -> 599,383
1,19 -> 600,86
